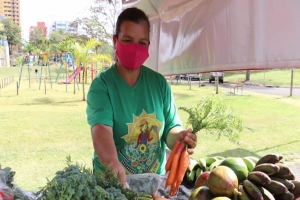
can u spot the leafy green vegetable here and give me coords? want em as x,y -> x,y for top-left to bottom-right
37,156 -> 99,200
0,164 -> 33,200
179,96 -> 243,144
94,164 -> 152,200
37,155 -> 153,200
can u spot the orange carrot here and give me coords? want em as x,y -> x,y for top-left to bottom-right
187,157 -> 191,171
170,181 -> 178,196
165,141 -> 185,189
175,145 -> 189,185
165,141 -> 180,172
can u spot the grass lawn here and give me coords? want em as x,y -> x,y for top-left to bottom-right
222,69 -> 300,86
0,66 -> 300,191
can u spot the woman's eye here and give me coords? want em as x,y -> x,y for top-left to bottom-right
123,40 -> 131,43
139,42 -> 147,46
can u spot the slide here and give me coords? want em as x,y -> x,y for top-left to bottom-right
59,67 -> 83,84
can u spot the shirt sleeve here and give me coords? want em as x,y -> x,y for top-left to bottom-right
86,75 -> 113,129
161,78 -> 182,143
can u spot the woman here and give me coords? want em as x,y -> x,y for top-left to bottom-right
86,7 -> 197,188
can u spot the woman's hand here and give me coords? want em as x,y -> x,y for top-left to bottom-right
177,128 -> 197,155
152,194 -> 170,200
107,159 -> 127,188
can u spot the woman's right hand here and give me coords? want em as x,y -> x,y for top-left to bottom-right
107,159 -> 127,188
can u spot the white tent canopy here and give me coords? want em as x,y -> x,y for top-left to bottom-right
122,0 -> 300,75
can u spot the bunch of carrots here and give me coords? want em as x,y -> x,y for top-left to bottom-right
164,141 -> 190,196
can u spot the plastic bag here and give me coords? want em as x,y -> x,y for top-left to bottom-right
0,182 -> 14,200
126,173 -> 162,195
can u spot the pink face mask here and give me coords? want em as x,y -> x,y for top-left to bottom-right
115,39 -> 149,71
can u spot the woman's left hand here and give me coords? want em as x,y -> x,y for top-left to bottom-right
152,194 -> 169,200
178,128 -> 197,155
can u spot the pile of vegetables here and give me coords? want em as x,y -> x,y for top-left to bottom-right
164,96 -> 243,196
37,155 -> 153,200
0,165 -> 34,200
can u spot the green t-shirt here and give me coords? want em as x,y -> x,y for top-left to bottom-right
86,64 -> 182,175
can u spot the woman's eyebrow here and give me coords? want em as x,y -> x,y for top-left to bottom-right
122,35 -> 133,39
122,35 -> 148,41
140,38 -> 149,42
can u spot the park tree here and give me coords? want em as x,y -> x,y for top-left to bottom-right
0,18 -> 22,55
69,33 -> 90,45
58,36 -> 76,53
0,21 -> 5,51
22,42 -> 38,54
73,39 -> 101,101
49,30 -> 70,44
70,0 -> 121,41
95,40 -> 113,55
37,38 -> 50,52
29,27 -> 45,46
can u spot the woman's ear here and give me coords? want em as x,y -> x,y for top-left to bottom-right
113,36 -> 117,49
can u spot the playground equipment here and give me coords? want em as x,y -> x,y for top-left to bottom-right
55,52 -> 80,92
18,54 -> 53,89
18,52 -> 81,92
17,52 -> 110,93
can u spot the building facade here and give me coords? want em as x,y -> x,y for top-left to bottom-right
50,21 -> 78,35
0,0 -> 20,25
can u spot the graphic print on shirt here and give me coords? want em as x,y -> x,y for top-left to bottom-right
120,110 -> 163,174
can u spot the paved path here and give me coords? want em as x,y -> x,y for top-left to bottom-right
289,164 -> 300,181
178,79 -> 300,97
227,84 -> 300,97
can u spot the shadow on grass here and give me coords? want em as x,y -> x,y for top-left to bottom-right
208,139 -> 300,158
19,97 -> 83,106
208,148 -> 260,158
254,139 -> 300,153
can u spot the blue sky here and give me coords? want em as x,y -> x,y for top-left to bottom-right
20,0 -> 93,41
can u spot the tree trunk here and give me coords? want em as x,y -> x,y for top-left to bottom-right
82,67 -> 86,101
9,44 -> 12,55
245,70 -> 251,81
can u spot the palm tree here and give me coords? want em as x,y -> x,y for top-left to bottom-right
91,54 -> 112,72
73,39 -> 102,101
38,38 -> 50,52
58,36 -> 75,53
23,42 -> 38,54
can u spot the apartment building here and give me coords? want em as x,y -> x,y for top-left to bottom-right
50,21 -> 78,35
0,0 -> 20,25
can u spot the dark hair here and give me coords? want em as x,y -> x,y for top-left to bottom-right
115,7 -> 150,37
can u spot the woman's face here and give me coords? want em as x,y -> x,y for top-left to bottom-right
115,20 -> 150,46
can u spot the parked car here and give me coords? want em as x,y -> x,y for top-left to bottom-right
184,74 -> 201,80
179,75 -> 186,79
209,72 -> 224,84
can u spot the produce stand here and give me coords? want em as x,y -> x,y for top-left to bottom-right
157,174 -> 193,200
22,175 -> 193,200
